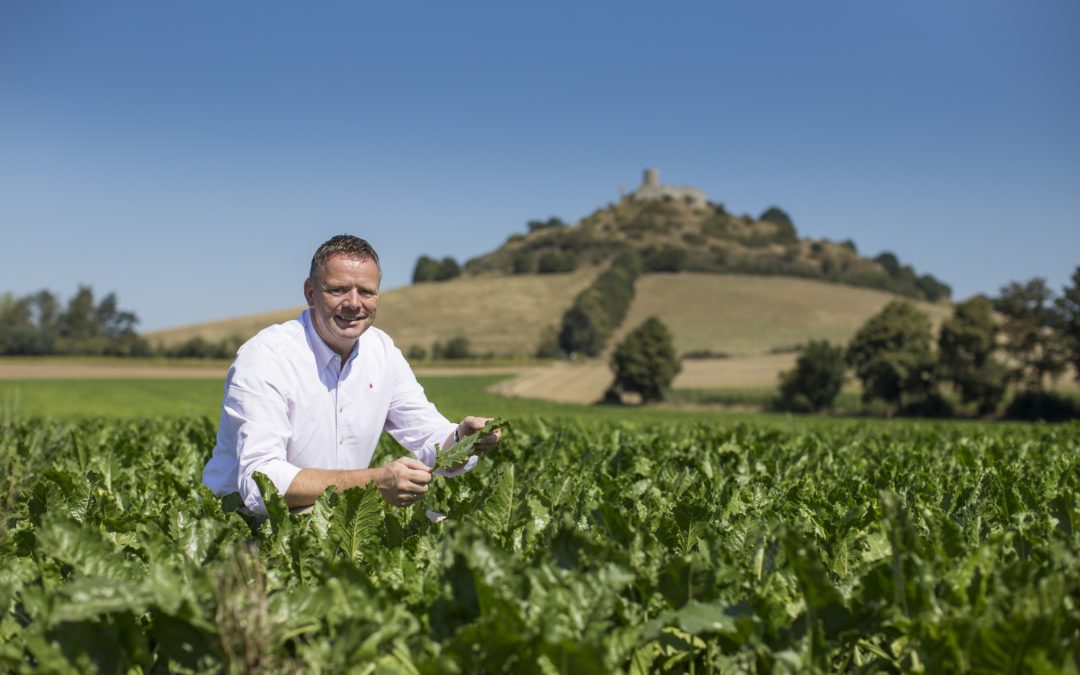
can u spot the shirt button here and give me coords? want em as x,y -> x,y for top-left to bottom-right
339,406 -> 344,413
339,437 -> 345,445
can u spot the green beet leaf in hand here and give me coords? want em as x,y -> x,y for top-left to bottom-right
433,417 -> 507,471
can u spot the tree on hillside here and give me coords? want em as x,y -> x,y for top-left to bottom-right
759,206 -> 797,241
435,257 -> 461,281
995,278 -> 1067,391
412,255 -> 440,283
558,295 -> 612,357
1057,266 -> 1080,382
511,252 -> 533,275
916,274 -> 951,302
527,217 -> 567,233
776,341 -> 846,413
846,301 -> 937,413
609,317 -> 681,403
873,252 -> 901,277
643,245 -> 688,273
536,250 -> 577,274
938,296 -> 1007,415
413,255 -> 463,283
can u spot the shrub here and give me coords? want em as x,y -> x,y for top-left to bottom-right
681,232 -> 706,247
431,336 -> 471,360
1003,391 -> 1080,422
682,349 -> 730,360
643,245 -> 688,273
536,250 -> 577,274
775,340 -> 846,413
406,345 -> 427,362
166,335 -> 243,359
900,393 -> 955,419
511,253 -> 533,275
534,326 -> 562,359
701,216 -> 732,239
527,217 -> 567,233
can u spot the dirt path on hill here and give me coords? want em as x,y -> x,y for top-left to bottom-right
487,362 -> 612,404
0,358 -> 797,405
486,355 -> 798,404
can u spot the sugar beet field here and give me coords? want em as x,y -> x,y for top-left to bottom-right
1,413 -> 1078,673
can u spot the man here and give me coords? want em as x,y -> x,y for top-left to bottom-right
202,235 -> 499,515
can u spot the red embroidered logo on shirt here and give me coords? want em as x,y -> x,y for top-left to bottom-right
369,383 -> 374,389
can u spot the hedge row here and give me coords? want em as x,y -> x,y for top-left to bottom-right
557,251 -> 641,356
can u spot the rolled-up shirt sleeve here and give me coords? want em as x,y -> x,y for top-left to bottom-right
208,344 -> 301,515
224,382 -> 299,514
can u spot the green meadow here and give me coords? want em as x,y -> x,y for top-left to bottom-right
0,375 -> 746,423
0,376 -> 1024,441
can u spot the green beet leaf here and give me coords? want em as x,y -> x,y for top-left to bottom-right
433,417 -> 508,471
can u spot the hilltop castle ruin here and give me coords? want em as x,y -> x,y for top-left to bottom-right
630,168 -> 707,208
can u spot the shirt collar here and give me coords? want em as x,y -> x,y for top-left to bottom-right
300,310 -> 358,372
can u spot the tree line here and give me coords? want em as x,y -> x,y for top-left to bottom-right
778,267 -> 1080,421
0,287 -> 247,359
0,287 -> 148,357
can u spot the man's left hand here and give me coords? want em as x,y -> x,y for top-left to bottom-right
456,416 -> 501,456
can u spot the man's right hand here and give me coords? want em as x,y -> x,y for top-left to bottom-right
376,456 -> 433,506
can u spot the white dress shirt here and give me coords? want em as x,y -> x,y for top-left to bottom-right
202,310 -> 470,514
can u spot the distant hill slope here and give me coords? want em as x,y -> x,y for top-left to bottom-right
612,273 -> 952,357
146,272 -> 951,359
149,174 -> 954,360
145,268 -> 600,356
457,193 -> 950,303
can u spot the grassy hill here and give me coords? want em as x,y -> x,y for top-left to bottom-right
460,195 -> 951,303
148,179 -> 956,364
613,273 -> 953,357
145,268 -> 601,357
146,271 -> 952,360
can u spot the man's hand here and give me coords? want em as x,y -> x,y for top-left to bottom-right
376,456 -> 433,506
457,416 -> 502,456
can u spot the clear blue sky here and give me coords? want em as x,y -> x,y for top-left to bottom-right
2,0 -> 1078,331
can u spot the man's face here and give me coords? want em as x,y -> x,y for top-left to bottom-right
304,254 -> 380,358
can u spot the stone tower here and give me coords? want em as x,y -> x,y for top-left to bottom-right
631,168 -> 707,208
